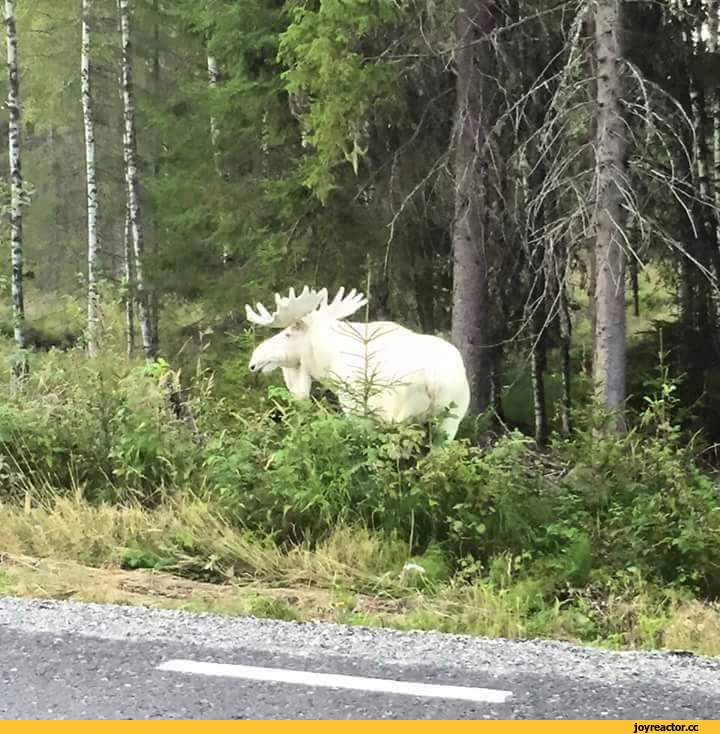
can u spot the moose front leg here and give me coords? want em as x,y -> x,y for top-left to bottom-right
281,366 -> 312,399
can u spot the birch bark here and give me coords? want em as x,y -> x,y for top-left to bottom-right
708,1 -> 720,247
123,204 -> 135,359
686,9 -> 720,334
149,0 -> 161,354
206,46 -> 231,265
118,0 -> 155,361
4,7 -> 21,315
207,50 -> 223,177
4,0 -> 27,379
82,0 -> 100,357
558,279 -> 572,435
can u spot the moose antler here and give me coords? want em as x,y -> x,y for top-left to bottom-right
245,285 -> 328,328
320,287 -> 368,321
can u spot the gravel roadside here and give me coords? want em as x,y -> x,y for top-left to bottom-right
1,595 -> 719,698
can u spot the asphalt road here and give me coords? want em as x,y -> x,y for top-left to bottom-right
0,596 -> 719,719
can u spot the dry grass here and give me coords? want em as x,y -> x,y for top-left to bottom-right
0,553 -> 340,620
0,493 -> 719,657
662,601 -> 720,656
2,551 -> 718,657
0,493 -> 405,590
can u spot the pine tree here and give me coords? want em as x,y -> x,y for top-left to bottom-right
592,0 -> 628,428
450,0 -> 497,415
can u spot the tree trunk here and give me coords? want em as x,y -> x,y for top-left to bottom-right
630,256 -> 639,317
149,0 -> 161,354
260,108 -> 270,178
4,0 -> 26,381
450,0 -> 496,416
558,281 -> 572,435
687,11 -> 720,350
530,329 -> 548,446
678,257 -> 695,329
689,78 -> 711,209
592,0 -> 627,428
206,46 -> 231,266
123,206 -> 136,359
374,269 -> 392,321
207,50 -> 222,176
118,0 -> 155,362
488,349 -> 504,422
708,0 -> 720,250
412,261 -> 435,333
82,0 -> 100,358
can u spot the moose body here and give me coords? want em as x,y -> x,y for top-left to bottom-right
247,287 -> 471,442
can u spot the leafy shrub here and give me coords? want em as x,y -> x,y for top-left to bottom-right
0,351 -> 203,502
2,345 -> 719,602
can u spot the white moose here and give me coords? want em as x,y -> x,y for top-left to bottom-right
246,286 -> 471,443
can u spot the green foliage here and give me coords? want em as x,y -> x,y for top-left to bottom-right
206,369 -> 719,600
120,546 -> 174,571
0,350 -> 203,501
247,595 -> 301,622
278,0 -> 403,199
199,389 -> 548,555
4,345 -> 718,605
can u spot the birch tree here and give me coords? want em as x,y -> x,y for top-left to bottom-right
148,0 -> 161,354
82,0 -> 100,357
688,12 -> 713,240
558,260 -> 573,436
207,49 -> 222,177
592,0 -> 628,428
118,0 -> 154,361
708,0 -> 720,248
450,0 -> 496,415
4,0 -> 26,379
123,204 -> 135,358
206,41 -> 231,265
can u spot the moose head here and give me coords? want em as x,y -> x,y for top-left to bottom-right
245,285 -> 368,397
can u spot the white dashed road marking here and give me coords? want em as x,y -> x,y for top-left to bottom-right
157,659 -> 513,704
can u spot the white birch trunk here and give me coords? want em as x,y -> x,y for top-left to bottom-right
529,334 -> 547,446
82,0 -> 100,357
689,55 -> 710,208
206,48 -> 230,265
261,108 -> 270,178
687,13 -> 720,326
149,0 -> 160,353
558,279 -> 572,435
592,0 -> 627,428
207,50 -> 222,176
118,0 -> 154,361
4,0 -> 26,378
123,205 -> 135,359
708,0 -> 720,247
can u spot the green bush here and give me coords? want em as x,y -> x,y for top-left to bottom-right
1,347 -> 719,601
0,351 -> 203,502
